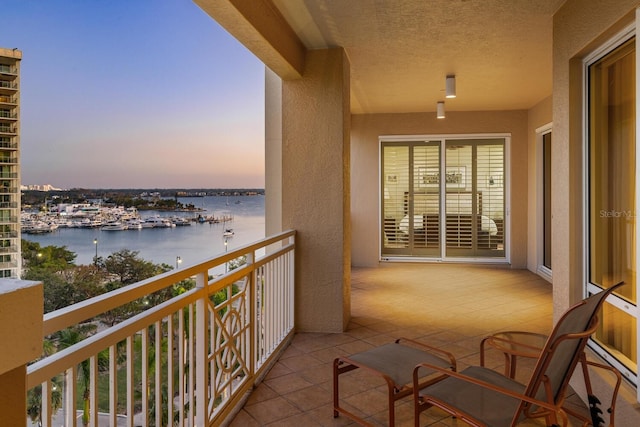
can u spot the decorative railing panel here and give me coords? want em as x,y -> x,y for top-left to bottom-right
27,230 -> 296,427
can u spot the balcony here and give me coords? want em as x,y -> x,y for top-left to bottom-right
0,126 -> 16,135
0,80 -> 17,90
0,65 -> 17,75
3,233 -> 637,426
0,110 -> 17,120
0,95 -> 16,104
0,230 -> 18,238
0,245 -> 17,253
0,187 -> 17,194
0,141 -> 17,150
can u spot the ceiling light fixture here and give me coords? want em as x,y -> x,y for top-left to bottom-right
437,101 -> 445,119
446,75 -> 456,98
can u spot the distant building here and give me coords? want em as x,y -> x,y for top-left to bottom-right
20,183 -> 62,191
0,47 -> 21,278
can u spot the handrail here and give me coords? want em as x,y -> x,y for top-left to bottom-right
27,229 -> 296,426
42,229 -> 295,335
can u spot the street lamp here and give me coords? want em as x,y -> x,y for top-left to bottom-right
93,238 -> 98,266
176,256 -> 182,269
224,238 -> 228,273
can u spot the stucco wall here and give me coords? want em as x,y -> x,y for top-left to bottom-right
526,96 -> 552,274
351,110 -> 528,268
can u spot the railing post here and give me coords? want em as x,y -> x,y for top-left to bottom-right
0,279 -> 43,427
247,251 -> 256,378
195,272 -> 209,426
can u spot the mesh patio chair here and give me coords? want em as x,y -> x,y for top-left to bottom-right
333,337 -> 456,426
413,282 -> 624,427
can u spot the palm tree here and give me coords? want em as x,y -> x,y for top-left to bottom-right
27,339 -> 62,426
55,325 -> 98,426
26,376 -> 63,427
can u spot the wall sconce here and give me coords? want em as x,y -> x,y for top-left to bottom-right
437,101 -> 445,119
446,75 -> 456,98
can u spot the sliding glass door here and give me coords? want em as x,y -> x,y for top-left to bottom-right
586,34 -> 637,382
381,137 -> 506,260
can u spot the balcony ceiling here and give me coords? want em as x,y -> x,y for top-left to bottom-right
272,0 -> 564,114
197,0 -> 565,114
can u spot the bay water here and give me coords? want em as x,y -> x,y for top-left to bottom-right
23,195 -> 265,270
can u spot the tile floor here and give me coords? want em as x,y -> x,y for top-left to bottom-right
228,263 -> 592,426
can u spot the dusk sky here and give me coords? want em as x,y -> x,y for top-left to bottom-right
3,0 -> 265,189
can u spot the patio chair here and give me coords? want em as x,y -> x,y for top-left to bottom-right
333,337 -> 456,426
413,282 -> 624,427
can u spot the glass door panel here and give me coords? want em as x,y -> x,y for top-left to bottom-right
444,140 -> 505,258
381,142 -> 440,257
476,142 -> 505,256
413,144 -> 440,256
543,132 -> 552,269
382,145 -> 409,254
588,36 -> 637,377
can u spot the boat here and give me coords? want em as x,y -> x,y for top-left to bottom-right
223,228 -> 234,237
22,221 -> 58,234
79,218 -> 102,228
170,217 -> 191,226
101,221 -> 126,231
124,218 -> 142,230
143,217 -> 175,228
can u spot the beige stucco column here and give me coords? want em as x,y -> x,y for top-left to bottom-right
270,48 -> 351,332
0,279 -> 43,425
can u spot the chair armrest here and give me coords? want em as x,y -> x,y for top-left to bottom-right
396,337 -> 457,370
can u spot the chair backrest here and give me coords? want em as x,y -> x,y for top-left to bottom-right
516,282 -> 624,421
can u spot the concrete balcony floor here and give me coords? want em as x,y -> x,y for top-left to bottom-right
229,263 -> 595,426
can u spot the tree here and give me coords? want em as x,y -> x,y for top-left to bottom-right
53,325 -> 109,426
23,264 -> 107,313
22,240 -> 76,271
26,379 -> 62,427
26,341 -> 62,426
103,249 -> 167,285
100,249 -> 173,325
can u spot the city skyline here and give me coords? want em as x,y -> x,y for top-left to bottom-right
4,0 -> 265,189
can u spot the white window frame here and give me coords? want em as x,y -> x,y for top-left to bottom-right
536,123 -> 553,282
379,133 -> 511,264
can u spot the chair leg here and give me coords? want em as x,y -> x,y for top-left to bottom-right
333,358 -> 339,418
578,354 -> 622,427
387,383 -> 396,427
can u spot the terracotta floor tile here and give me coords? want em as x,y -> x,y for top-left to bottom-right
265,372 -> 314,395
243,396 -> 301,425
227,264 -> 600,426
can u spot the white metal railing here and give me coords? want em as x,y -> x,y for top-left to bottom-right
27,230 -> 296,427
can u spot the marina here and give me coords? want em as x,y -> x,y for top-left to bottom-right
22,195 -> 265,268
